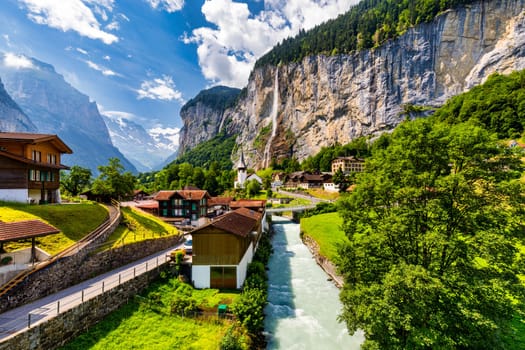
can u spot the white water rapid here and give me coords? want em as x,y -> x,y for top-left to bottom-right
264,216 -> 364,349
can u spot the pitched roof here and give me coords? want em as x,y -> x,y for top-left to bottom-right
208,197 -> 233,206
0,220 -> 60,242
229,199 -> 266,210
154,189 -> 210,201
153,190 -> 177,201
193,209 -> 259,237
0,132 -> 73,154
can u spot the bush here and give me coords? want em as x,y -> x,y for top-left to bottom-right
170,294 -> 199,317
220,325 -> 249,350
0,256 -> 12,265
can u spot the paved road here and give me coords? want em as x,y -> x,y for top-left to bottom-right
0,244 -> 182,341
276,189 -> 331,204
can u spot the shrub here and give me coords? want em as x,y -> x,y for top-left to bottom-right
170,294 -> 199,317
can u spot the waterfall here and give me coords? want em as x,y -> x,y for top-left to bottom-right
263,70 -> 279,168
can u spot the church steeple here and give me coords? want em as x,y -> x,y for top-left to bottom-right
235,149 -> 247,188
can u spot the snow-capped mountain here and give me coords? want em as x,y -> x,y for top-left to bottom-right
102,112 -> 178,172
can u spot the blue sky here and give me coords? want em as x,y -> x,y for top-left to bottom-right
0,0 -> 354,136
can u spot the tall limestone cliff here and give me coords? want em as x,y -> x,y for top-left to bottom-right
222,0 -> 525,169
178,86 -> 240,156
0,78 -> 37,132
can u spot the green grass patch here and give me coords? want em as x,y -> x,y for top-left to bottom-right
306,188 -> 340,201
101,207 -> 179,250
59,277 -> 239,350
0,202 -> 108,255
300,212 -> 349,262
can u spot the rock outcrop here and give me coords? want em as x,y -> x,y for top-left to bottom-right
178,86 -> 240,156
223,0 -> 525,168
0,78 -> 36,133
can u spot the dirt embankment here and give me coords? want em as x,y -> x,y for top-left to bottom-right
301,234 -> 344,288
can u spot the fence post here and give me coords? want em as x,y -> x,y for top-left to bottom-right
119,273 -> 121,285
102,281 -> 105,293
134,267 -> 136,278
57,301 -> 60,314
146,262 -> 148,271
27,313 -> 31,328
82,289 -> 84,302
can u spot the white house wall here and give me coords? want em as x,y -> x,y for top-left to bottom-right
0,189 -> 29,203
236,242 -> 254,289
192,265 -> 210,289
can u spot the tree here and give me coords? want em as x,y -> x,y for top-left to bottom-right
246,179 -> 261,197
60,165 -> 92,196
337,119 -> 525,349
332,167 -> 348,192
92,158 -> 136,200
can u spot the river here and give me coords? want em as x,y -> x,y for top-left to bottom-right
264,216 -> 364,349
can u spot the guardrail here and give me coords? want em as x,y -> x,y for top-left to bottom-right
0,253 -> 169,340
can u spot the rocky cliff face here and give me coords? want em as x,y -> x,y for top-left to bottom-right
178,86 -> 240,155
224,0 -> 525,169
0,78 -> 36,133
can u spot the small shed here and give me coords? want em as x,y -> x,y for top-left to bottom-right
0,220 -> 60,263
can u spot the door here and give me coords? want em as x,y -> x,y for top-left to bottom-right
210,266 -> 237,289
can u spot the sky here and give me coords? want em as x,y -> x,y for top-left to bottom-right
0,0 -> 355,135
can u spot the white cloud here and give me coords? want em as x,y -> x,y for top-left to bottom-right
86,60 -> 118,76
3,52 -> 35,69
145,0 -> 184,13
137,76 -> 184,102
19,0 -> 118,44
149,126 -> 180,150
76,48 -> 88,55
187,0 -> 357,87
103,55 -> 111,61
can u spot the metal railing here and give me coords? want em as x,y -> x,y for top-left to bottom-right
0,253 -> 169,340
0,202 -> 121,299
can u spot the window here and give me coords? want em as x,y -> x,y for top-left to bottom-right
162,209 -> 168,216
47,154 -> 57,164
29,169 -> 41,181
31,150 -> 41,162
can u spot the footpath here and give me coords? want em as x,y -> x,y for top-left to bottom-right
0,243 -> 181,343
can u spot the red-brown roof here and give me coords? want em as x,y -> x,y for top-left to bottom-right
0,220 -> 60,242
194,210 -> 259,237
234,207 -> 263,221
229,199 -> 266,210
208,197 -> 233,206
154,190 -> 210,201
153,190 -> 177,201
135,201 -> 159,209
0,132 -> 73,154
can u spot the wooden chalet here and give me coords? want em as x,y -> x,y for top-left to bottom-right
191,208 -> 265,289
229,199 -> 267,212
0,132 -> 72,204
154,189 -> 210,225
284,171 -> 331,189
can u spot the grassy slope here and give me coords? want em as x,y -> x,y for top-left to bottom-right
102,207 -> 179,250
300,212 -> 348,261
59,277 -> 239,350
0,202 -> 108,255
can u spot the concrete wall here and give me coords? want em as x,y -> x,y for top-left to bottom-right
0,265 -> 165,350
192,265 -> 210,289
0,189 -> 28,203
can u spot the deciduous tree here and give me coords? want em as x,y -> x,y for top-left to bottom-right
338,119 -> 525,349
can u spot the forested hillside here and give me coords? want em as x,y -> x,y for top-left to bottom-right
255,0 -> 474,68
434,70 -> 525,138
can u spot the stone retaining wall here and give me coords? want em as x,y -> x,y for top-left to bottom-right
0,228 -> 182,314
0,265 -> 166,350
301,234 -> 344,288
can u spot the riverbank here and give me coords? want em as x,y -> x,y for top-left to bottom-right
301,234 -> 344,288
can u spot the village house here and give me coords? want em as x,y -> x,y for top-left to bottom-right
154,189 -> 211,226
0,132 -> 72,204
331,156 -> 365,174
229,199 -> 267,212
284,171 -> 331,190
191,207 -> 267,289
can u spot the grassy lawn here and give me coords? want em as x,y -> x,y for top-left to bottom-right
0,201 -> 108,255
101,207 -> 179,250
59,277 -> 240,350
300,212 -> 348,262
306,188 -> 340,201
